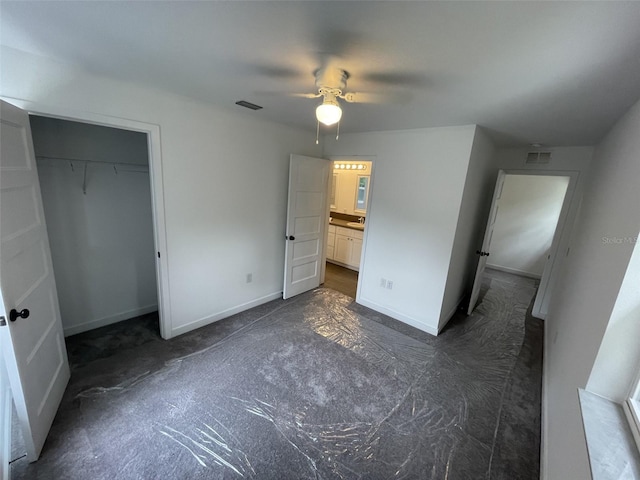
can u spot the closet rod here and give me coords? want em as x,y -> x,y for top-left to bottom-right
36,155 -> 149,169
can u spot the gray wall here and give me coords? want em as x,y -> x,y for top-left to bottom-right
543,98 -> 640,479
324,125 -> 477,335
440,128 -> 497,328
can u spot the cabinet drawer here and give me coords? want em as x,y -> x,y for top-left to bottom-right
349,229 -> 364,240
336,226 -> 364,240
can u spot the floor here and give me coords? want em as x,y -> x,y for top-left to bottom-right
323,262 -> 358,298
12,269 -> 542,479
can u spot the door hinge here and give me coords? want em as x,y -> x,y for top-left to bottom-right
0,316 -> 6,327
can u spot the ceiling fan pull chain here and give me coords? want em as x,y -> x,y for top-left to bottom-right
336,120 -> 340,140
315,119 -> 320,145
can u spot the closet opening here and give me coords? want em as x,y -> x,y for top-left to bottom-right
29,115 -> 161,366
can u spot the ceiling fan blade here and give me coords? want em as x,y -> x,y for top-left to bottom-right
341,91 -> 411,104
362,71 -> 429,88
250,64 -> 304,80
290,93 -> 321,99
254,91 -> 321,101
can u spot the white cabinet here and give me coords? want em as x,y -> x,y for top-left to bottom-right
330,226 -> 364,271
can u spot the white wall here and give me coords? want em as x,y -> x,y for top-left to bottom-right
488,174 -> 570,278
543,98 -> 640,479
324,125 -> 477,335
0,46 -> 321,338
588,236 -> 640,402
440,127 -> 497,329
32,116 -> 158,336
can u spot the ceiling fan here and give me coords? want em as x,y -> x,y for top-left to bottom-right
252,43 -> 425,142
285,61 -> 408,143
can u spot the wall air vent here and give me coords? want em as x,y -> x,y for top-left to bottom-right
235,100 -> 263,111
525,151 -> 552,164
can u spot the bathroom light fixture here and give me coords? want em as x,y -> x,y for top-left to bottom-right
334,163 -> 367,171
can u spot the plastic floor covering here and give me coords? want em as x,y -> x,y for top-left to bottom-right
12,269 -> 542,479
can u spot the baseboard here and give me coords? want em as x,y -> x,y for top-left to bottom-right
438,296 -> 466,333
63,304 -> 159,337
356,296 -> 438,336
486,263 -> 542,280
326,259 -> 359,272
170,292 -> 282,338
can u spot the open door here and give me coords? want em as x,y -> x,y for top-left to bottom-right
283,154 -> 330,299
467,170 -> 506,315
0,100 -> 70,460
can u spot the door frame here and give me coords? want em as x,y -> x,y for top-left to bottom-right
0,97 -> 172,339
486,169 -> 579,319
326,155 -> 376,303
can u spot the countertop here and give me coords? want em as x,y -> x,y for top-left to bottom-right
329,218 -> 365,231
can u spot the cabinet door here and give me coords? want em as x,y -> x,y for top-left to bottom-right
326,230 -> 336,260
350,238 -> 363,268
334,235 -> 352,264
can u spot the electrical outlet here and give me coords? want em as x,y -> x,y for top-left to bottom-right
246,273 -> 252,283
380,278 -> 387,288
387,280 -> 393,290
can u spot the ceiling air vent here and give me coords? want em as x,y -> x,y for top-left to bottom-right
235,100 -> 263,111
525,151 -> 552,164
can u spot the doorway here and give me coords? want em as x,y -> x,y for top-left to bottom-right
29,115 -> 160,340
324,159 -> 373,299
469,171 -> 575,318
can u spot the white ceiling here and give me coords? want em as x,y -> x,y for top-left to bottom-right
2,1 -> 640,146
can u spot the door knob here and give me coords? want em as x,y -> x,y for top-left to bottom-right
287,235 -> 295,241
9,309 -> 30,322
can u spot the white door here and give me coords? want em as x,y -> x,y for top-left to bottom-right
283,154 -> 329,299
467,170 -> 506,315
0,100 -> 70,461
0,354 -> 12,479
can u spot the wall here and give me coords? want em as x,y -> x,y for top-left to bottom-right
0,46 -> 321,338
543,98 -> 640,479
588,237 -> 640,402
324,125 -> 477,335
440,127 -> 497,329
30,115 -> 149,166
31,117 -> 158,336
487,174 -> 570,278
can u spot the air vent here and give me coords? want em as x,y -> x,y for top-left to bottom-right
235,100 -> 263,111
525,151 -> 552,164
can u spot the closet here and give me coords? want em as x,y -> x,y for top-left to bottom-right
30,116 -> 158,336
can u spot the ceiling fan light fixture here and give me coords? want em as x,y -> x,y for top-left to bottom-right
316,99 -> 342,126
